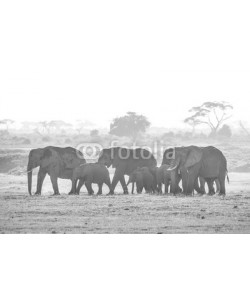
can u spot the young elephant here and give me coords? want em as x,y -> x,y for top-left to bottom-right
156,165 -> 182,194
127,167 -> 155,194
71,163 -> 113,195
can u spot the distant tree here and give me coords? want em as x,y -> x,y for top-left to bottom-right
21,121 -> 38,132
0,119 -> 14,132
75,120 -> 95,135
48,120 -> 72,134
183,117 -> 201,135
109,112 -> 150,140
90,129 -> 99,137
217,124 -> 232,138
184,101 -> 233,136
38,121 -> 50,134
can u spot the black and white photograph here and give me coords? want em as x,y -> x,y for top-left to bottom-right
1,1 -> 250,299
1,1 -> 250,235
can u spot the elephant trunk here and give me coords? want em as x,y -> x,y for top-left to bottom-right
27,162 -> 33,195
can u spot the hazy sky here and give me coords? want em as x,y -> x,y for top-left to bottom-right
1,1 -> 250,128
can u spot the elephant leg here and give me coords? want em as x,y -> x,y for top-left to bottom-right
119,175 -> 128,194
199,176 -> 206,195
69,178 -> 78,195
131,182 -> 135,194
76,179 -> 85,195
170,170 -> 179,194
194,178 -> 203,195
35,169 -> 47,195
70,178 -> 80,195
207,179 -> 215,195
97,183 -> 103,195
158,182 -> 162,194
104,177 -> 114,195
137,188 -> 142,194
165,179 -> 170,194
111,170 -> 122,193
50,174 -> 60,195
218,173 -> 226,196
68,180 -> 74,195
185,171 -> 199,195
85,181 -> 94,195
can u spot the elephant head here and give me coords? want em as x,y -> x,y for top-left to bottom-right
162,146 -> 203,171
162,146 -> 203,194
27,148 -> 44,195
27,147 -> 61,195
98,148 -> 113,167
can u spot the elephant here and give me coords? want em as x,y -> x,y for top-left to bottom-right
71,163 -> 113,195
156,165 -> 182,194
98,147 -> 157,194
27,146 -> 86,195
127,167 -> 155,193
162,146 -> 228,195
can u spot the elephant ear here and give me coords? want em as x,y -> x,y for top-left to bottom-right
184,148 -> 203,169
43,148 -> 53,158
41,148 -> 59,168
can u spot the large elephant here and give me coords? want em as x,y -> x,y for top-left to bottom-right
98,147 -> 157,194
162,146 -> 228,195
27,146 -> 86,195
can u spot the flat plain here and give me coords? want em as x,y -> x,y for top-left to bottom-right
1,172 -> 250,234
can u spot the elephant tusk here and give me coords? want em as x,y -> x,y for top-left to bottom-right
167,165 -> 178,171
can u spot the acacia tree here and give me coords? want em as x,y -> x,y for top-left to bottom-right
109,112 -> 150,140
184,101 -> 233,136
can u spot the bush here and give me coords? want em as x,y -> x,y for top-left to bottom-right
42,136 -> 52,142
65,138 -> 72,144
21,138 -> 31,145
90,129 -> 99,137
217,125 -> 232,138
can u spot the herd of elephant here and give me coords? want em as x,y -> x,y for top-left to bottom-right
27,145 -> 228,196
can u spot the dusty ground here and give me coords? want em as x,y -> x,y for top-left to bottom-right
0,172 -> 250,233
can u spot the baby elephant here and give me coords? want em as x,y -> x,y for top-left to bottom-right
156,165 -> 182,194
127,167 -> 155,194
71,163 -> 113,195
